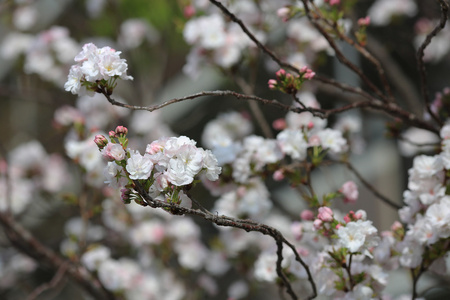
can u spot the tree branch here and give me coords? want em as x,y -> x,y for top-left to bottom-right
132,180 -> 318,300
0,212 -> 116,300
417,0 -> 449,126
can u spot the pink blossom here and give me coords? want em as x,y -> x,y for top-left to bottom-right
300,209 -> 314,220
358,16 -> 371,26
272,170 -> 284,181
272,118 -> 286,130
313,219 -> 323,230
275,69 -> 286,78
268,79 -> 277,89
329,0 -> 340,5
317,206 -> 334,222
277,7 -> 290,22
100,143 -> 126,161
340,181 -> 359,203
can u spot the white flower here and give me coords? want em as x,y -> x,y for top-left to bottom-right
64,65 -> 84,94
81,246 -> 111,271
98,258 -> 141,291
316,128 -> 348,154
254,251 -> 278,282
411,154 -> 444,178
277,129 -> 308,160
126,150 -> 153,180
336,220 -> 379,256
201,149 -> 221,181
166,144 -> 203,186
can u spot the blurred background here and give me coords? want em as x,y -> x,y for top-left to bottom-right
0,0 -> 449,299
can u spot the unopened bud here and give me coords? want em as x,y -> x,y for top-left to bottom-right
115,126 -> 128,136
94,135 -> 108,149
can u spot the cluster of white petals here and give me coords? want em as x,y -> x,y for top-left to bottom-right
336,220 -> 379,257
64,43 -> 133,95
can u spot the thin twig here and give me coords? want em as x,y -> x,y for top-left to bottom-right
301,0 -> 387,102
26,262 -> 69,300
309,1 -> 394,102
334,160 -> 402,210
417,0 -> 449,126
132,180 -> 318,300
0,212 -> 116,300
100,88 -> 438,134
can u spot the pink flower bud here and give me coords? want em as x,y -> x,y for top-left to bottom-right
272,118 -> 287,130
300,66 -> 308,73
115,125 -> 128,136
344,215 -> 351,223
357,16 -> 370,26
313,219 -> 323,230
268,79 -> 277,89
94,134 -> 108,149
340,181 -> 359,203
329,0 -> 340,5
300,209 -> 314,221
109,131 -> 116,138
335,223 -> 342,230
277,7 -> 290,22
303,71 -> 315,80
121,188 -> 131,204
184,5 -> 196,18
391,221 -> 403,231
275,69 -> 286,78
273,170 -> 285,181
317,206 -> 333,222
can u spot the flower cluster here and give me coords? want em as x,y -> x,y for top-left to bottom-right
268,68 -> 315,94
64,43 -> 133,96
95,126 -> 221,206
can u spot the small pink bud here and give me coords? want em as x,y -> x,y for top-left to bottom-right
357,16 -> 370,26
391,221 -> 403,231
335,224 -> 342,230
277,7 -> 290,22
273,170 -> 285,181
272,118 -> 287,130
329,0 -> 340,5
115,125 -> 128,136
307,121 -> 314,130
300,209 -> 314,221
340,181 -> 359,204
184,5 -> 196,18
317,206 -> 333,222
275,69 -> 286,78
109,131 -> 116,138
300,66 -> 308,73
268,79 -> 277,89
121,188 -> 131,204
303,71 -> 315,80
94,134 -> 108,149
313,219 -> 323,230
343,215 -> 351,223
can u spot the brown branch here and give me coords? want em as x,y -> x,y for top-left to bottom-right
301,0 -> 387,102
132,180 -> 317,300
332,160 -> 402,210
417,0 -> 449,126
26,262 -> 69,300
0,212 -> 116,300
100,87 -> 438,134
308,1 -> 394,102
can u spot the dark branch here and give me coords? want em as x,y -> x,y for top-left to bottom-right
417,0 -> 449,126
